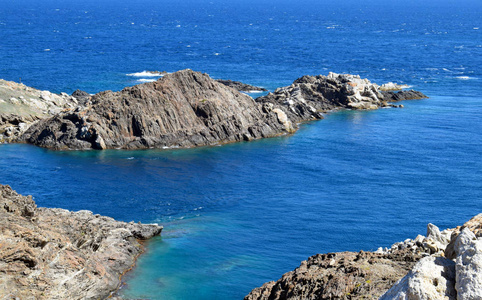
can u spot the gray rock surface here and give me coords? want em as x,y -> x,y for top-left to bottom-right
19,70 -> 427,150
0,185 -> 162,300
21,69 -> 287,150
454,228 -> 482,299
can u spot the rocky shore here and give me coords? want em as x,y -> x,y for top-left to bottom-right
0,185 -> 162,300
0,70 -> 426,150
245,214 -> 482,300
0,79 -> 78,143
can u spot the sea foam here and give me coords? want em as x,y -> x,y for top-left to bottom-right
127,71 -> 166,77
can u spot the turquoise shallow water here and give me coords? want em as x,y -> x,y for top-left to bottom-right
1,0 -> 481,298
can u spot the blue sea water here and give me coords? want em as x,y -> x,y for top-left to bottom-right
1,0 -> 481,299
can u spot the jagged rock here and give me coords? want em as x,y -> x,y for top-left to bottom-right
445,214 -> 482,260
256,72 -> 427,125
380,256 -> 456,300
21,70 -> 288,150
0,185 -> 162,300
245,249 -> 422,300
454,228 -> 482,299
216,79 -> 267,92
16,70 -> 427,150
246,216 -> 482,300
71,89 -> 91,106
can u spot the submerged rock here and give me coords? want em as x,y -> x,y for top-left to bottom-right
0,185 -> 162,300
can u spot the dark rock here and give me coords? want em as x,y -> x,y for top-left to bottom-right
380,89 -> 428,102
216,79 -> 267,92
71,89 -> 91,106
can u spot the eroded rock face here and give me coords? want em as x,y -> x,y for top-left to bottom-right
21,70 -> 286,150
0,185 -> 162,300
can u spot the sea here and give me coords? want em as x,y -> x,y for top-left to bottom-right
1,0 -> 481,299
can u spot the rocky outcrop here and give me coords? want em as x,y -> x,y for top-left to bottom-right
381,215 -> 482,299
255,72 -> 427,124
20,70 -> 287,150
216,79 -> 268,92
17,70 -> 427,150
0,185 -> 162,300
0,79 -> 79,142
245,249 -> 422,300
246,215 -> 482,300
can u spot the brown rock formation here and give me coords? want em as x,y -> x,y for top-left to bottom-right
0,185 -> 162,300
245,249 -> 422,300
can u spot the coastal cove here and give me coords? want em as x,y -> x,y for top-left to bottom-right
1,93 -> 481,299
1,0 -> 481,298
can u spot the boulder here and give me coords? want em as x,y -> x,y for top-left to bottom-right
454,228 -> 482,299
380,256 -> 456,300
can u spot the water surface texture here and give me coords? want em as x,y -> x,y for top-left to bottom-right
1,0 -> 481,299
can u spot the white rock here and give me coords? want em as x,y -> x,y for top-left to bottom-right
40,91 -> 52,101
272,108 -> 294,132
454,228 -> 482,299
380,255 -> 456,300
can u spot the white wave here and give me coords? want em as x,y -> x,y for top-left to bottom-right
474,27 -> 479,30
137,78 -> 157,83
127,157 -> 134,160
442,68 -> 451,72
242,90 -> 264,94
127,71 -> 166,77
455,76 -> 475,80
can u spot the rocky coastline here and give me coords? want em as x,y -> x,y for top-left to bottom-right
245,214 -> 482,299
0,185 -> 162,300
0,69 -> 426,150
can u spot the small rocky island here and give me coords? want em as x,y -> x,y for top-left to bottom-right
245,214 -> 482,299
0,185 -> 162,299
0,69 -> 426,150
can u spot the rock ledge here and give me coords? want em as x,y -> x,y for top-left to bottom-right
0,185 -> 162,300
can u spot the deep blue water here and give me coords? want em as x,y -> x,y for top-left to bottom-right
1,0 -> 481,299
